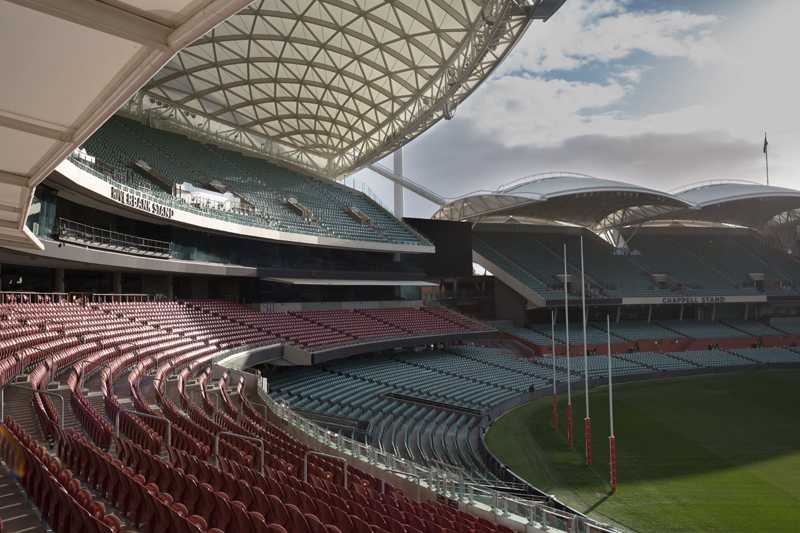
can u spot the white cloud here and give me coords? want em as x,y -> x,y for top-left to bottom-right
501,0 -> 723,74
364,1 -> 800,215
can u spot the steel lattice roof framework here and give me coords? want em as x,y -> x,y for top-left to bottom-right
137,0 -> 557,178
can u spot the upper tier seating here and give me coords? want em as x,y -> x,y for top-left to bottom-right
473,228 -> 663,299
473,225 -> 800,299
80,116 -> 430,248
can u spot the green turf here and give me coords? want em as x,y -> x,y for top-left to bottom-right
485,370 -> 800,532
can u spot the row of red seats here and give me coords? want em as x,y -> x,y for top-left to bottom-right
67,361 -> 113,449
0,418 -> 121,533
120,437 -> 291,533
208,372 -> 517,533
185,300 -> 491,351
57,428 -> 229,533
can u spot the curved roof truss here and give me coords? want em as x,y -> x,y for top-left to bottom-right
137,0 -> 558,178
432,172 -> 690,227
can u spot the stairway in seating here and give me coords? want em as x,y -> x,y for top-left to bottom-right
654,321 -> 693,339
2,385 -> 42,442
0,464 -> 48,533
662,352 -> 703,368
720,347 -> 760,365
613,353 -> 661,372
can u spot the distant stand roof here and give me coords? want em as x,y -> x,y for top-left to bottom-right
432,172 -> 690,227
642,181 -> 800,228
434,175 -> 800,231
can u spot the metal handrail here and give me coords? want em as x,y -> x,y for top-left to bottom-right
214,431 -> 265,475
1,384 -> 66,429
304,450 -> 347,488
113,409 -> 172,451
259,387 -> 619,532
58,218 -> 171,256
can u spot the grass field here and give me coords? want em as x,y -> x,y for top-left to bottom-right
485,369 -> 800,532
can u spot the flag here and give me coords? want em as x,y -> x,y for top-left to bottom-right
763,133 -> 768,154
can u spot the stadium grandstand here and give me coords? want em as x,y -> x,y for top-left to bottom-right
2,2 -> 800,533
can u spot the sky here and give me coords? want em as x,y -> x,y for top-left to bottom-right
352,0 -> 800,218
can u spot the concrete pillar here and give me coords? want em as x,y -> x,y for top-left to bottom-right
393,149 -> 404,217
53,268 -> 65,293
166,275 -> 174,300
113,272 -> 122,294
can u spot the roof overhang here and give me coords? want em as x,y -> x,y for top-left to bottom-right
0,0 -> 252,251
264,277 -> 437,286
618,181 -> 800,229
136,0 -> 564,178
433,172 -> 690,227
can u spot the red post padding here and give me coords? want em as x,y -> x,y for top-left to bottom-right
609,435 -> 617,494
566,404 -> 574,448
551,395 -> 559,432
584,416 -> 593,465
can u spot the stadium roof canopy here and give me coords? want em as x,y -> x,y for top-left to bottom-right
0,0 -> 251,251
432,172 -> 691,227
134,0 -> 566,178
621,181 -> 800,229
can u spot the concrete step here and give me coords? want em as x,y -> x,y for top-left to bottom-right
0,465 -> 48,533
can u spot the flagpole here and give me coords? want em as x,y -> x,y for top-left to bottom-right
563,244 -> 573,449
607,314 -> 617,494
551,309 -> 558,432
580,235 -> 592,466
764,132 -> 769,186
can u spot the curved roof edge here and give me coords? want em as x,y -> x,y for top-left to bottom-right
433,172 -> 692,225
674,180 -> 800,207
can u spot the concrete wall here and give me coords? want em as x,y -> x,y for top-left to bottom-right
493,279 -> 527,326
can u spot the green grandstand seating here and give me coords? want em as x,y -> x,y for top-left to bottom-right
80,116 -> 431,247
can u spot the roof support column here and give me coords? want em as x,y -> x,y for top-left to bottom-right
393,149 -> 404,218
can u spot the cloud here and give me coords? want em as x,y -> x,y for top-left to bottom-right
501,0 -> 723,74
357,1 -> 800,219
355,123 -> 769,219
